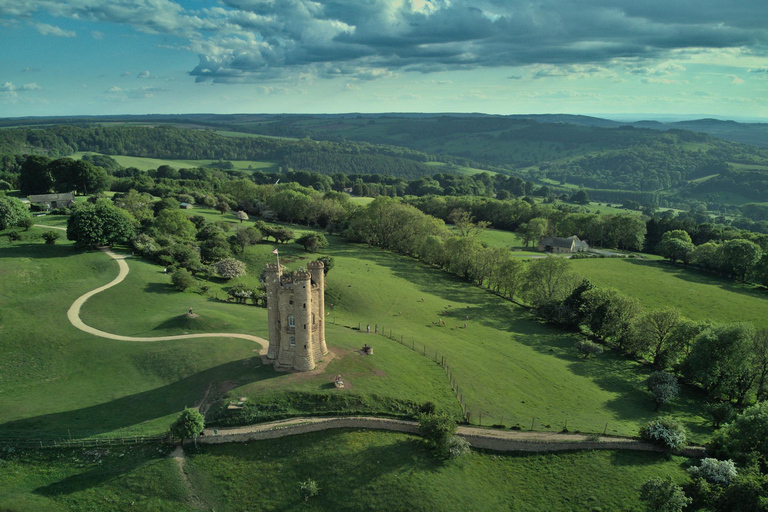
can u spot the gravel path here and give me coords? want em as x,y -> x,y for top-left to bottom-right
36,225 -> 267,353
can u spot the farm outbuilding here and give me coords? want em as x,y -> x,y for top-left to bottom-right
537,235 -> 589,254
28,192 -> 75,210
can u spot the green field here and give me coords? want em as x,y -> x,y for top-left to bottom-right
572,258 -> 768,329
71,152 -> 279,173
0,430 -> 688,512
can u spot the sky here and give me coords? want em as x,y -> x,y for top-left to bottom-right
1,0 -> 767,119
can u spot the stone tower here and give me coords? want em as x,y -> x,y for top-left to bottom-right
264,261 -> 327,371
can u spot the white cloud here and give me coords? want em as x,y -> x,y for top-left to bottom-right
121,71 -> 132,77
106,86 -> 123,93
137,70 -> 151,78
729,75 -> 744,84
34,22 -> 76,37
640,77 -> 689,85
21,83 -> 41,90
91,30 -> 104,39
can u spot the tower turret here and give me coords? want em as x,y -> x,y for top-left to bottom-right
307,260 -> 327,356
264,263 -> 282,360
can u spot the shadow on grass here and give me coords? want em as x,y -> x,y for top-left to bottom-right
0,242 -> 83,259
512,328 -> 713,441
144,281 -> 175,294
624,258 -> 768,298
0,358 -> 280,436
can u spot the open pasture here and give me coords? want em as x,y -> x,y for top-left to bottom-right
70,152 -> 279,173
0,430 -> 687,512
572,258 -> 768,329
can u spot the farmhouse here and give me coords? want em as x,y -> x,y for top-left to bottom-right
537,235 -> 589,254
264,260 -> 328,371
28,192 -> 75,210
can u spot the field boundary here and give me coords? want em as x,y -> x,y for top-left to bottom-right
198,415 -> 705,457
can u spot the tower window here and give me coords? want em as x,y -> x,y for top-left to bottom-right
290,336 -> 296,347
303,303 -> 306,309
288,315 -> 295,327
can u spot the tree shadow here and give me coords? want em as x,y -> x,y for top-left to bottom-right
0,358 -> 280,435
144,282 -> 175,294
0,242 -> 83,259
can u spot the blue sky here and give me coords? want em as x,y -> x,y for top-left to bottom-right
1,0 -> 767,119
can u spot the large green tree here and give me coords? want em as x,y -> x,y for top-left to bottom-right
0,195 -> 29,230
66,200 -> 135,248
170,408 -> 205,446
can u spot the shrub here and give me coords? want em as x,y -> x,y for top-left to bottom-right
7,230 -> 22,243
215,258 -> 246,279
418,412 -> 468,458
299,479 -> 320,501
42,230 -> 61,245
575,339 -> 604,359
639,416 -> 687,450
639,477 -> 691,512
170,408 -> 205,446
706,402 -> 736,429
688,458 -> 737,486
17,217 -> 35,231
296,233 -> 328,252
171,268 -> 195,291
646,371 -> 679,410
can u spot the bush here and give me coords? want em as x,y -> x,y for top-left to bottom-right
639,477 -> 691,512
646,371 -> 679,410
418,412 -> 468,458
215,258 -> 247,279
706,402 -> 736,429
42,230 -> 61,245
575,339 -> 604,359
688,458 -> 738,486
7,230 -> 22,243
639,416 -> 687,450
17,217 -> 35,231
296,233 -> 328,253
171,268 -> 195,291
170,408 -> 205,446
299,479 -> 320,501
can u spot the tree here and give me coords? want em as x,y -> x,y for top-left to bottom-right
630,308 -> 683,367
639,477 -> 691,512
66,201 -> 135,248
49,158 -> 109,195
236,210 -> 249,223
684,323 -> 758,404
295,233 -> 328,253
571,190 -> 590,205
720,239 -> 762,282
709,401 -> 768,465
646,371 -> 679,410
19,155 -> 53,195
268,226 -> 295,244
215,201 -> 231,215
316,256 -> 334,275
171,268 -> 195,291
169,408 -> 205,447
216,258 -> 246,279
42,230 -> 61,245
201,235 -> 232,263
0,195 -> 29,230
520,217 -> 548,247
639,416 -> 687,450
449,209 -> 490,237
523,257 -> 579,307
114,189 -> 154,224
229,226 -> 262,253
154,209 -> 196,241
581,288 -> 642,348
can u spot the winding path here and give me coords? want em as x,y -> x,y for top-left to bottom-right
37,224 -> 268,353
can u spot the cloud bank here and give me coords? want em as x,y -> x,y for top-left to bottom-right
3,0 -> 767,83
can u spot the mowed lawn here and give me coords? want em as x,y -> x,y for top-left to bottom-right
572,258 -> 768,329
0,430 -> 687,512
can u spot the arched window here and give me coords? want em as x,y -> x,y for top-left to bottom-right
288,315 -> 295,327
290,336 -> 296,347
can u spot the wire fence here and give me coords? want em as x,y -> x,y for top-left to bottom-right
354,321 -> 619,436
0,429 -> 170,450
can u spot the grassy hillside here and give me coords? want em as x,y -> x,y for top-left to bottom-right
572,258 -> 768,329
0,430 -> 688,512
